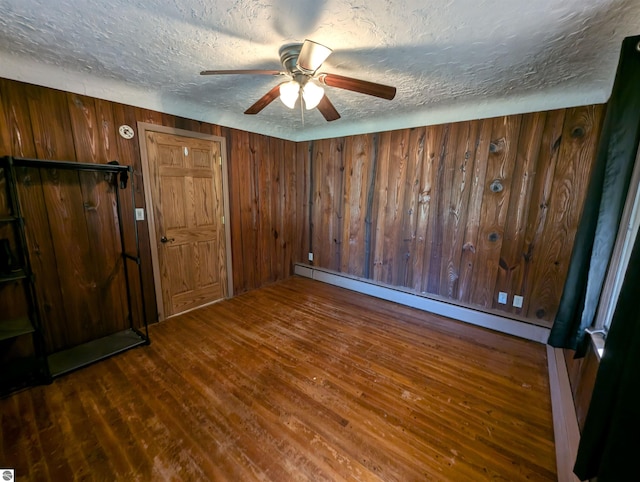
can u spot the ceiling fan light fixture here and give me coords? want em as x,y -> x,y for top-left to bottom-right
279,80 -> 300,109
302,81 -> 325,110
297,40 -> 332,73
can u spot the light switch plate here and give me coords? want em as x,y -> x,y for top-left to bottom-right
135,208 -> 145,221
498,292 -> 508,304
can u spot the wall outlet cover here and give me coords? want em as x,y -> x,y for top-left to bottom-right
513,295 -> 524,308
135,208 -> 145,221
308,252 -> 314,262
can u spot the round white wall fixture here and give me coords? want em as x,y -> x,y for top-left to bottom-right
119,125 -> 135,139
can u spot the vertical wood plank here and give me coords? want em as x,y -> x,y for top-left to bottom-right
112,102 -> 155,324
386,129 -> 410,287
26,85 -> 107,350
67,93 -> 128,335
413,125 -> 443,293
363,134 -> 379,279
518,109 -> 565,317
469,115 -> 522,307
495,112 -> 546,312
270,137 -> 284,280
0,80 -> 37,158
341,135 -> 372,277
296,141 -> 312,267
255,132 -> 272,286
400,128 -> 425,289
26,85 -> 76,162
439,121 -> 478,299
311,139 -> 332,269
247,131 -> 261,289
37,168 -> 102,349
371,132 -> 391,282
526,105 -> 604,321
0,83 -> 12,267
433,121 -> 460,295
331,137 -> 346,273
225,128 -> 244,294
458,120 -> 492,302
237,129 -> 257,291
282,140 -> 297,277
16,167 -> 70,353
1,80 -> 68,352
135,108 -> 164,126
94,99 -> 142,324
0,80 -> 12,156
425,124 -> 451,294
173,116 -> 201,133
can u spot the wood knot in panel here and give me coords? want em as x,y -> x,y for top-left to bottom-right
489,138 -> 505,153
462,242 -> 476,253
20,172 -> 33,186
498,257 -> 509,270
489,179 -> 503,193
488,232 -> 500,242
571,126 -> 585,138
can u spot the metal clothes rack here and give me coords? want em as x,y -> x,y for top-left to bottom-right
2,156 -> 150,384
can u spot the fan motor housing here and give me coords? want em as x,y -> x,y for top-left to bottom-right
279,43 -> 303,74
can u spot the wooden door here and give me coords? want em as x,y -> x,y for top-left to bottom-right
144,130 -> 228,318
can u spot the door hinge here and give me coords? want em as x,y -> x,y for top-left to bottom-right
219,155 -> 222,166
222,215 -> 225,225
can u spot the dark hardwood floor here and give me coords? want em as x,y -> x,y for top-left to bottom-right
1,277 -> 556,481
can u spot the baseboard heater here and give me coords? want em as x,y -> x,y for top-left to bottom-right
294,263 -> 550,344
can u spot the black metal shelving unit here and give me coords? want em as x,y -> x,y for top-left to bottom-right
0,156 -> 150,391
0,156 -> 50,395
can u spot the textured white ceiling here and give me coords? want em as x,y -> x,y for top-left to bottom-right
0,0 -> 638,141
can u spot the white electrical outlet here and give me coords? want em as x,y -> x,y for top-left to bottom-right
498,292 -> 508,304
135,208 -> 145,221
513,295 -> 524,308
308,252 -> 314,262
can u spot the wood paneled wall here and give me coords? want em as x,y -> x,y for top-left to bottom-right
1,77 -> 606,352
0,78 -> 306,355
226,131 -> 310,294
307,106 -> 605,325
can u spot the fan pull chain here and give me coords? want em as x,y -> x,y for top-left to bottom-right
299,91 -> 305,126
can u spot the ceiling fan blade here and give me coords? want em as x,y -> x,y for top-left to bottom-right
296,39 -> 332,74
317,73 -> 396,100
200,69 -> 282,76
244,84 -> 282,115
317,95 -> 341,122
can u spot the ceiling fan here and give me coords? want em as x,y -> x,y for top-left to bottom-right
200,39 -> 397,122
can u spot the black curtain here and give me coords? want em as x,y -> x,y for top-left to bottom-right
573,205 -> 640,480
548,35 -> 640,352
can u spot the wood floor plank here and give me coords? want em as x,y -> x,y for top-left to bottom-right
0,277 -> 556,481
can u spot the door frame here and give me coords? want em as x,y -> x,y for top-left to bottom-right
137,122 -> 233,321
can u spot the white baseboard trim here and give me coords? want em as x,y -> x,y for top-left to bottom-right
294,264 -> 550,343
547,346 -> 581,482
